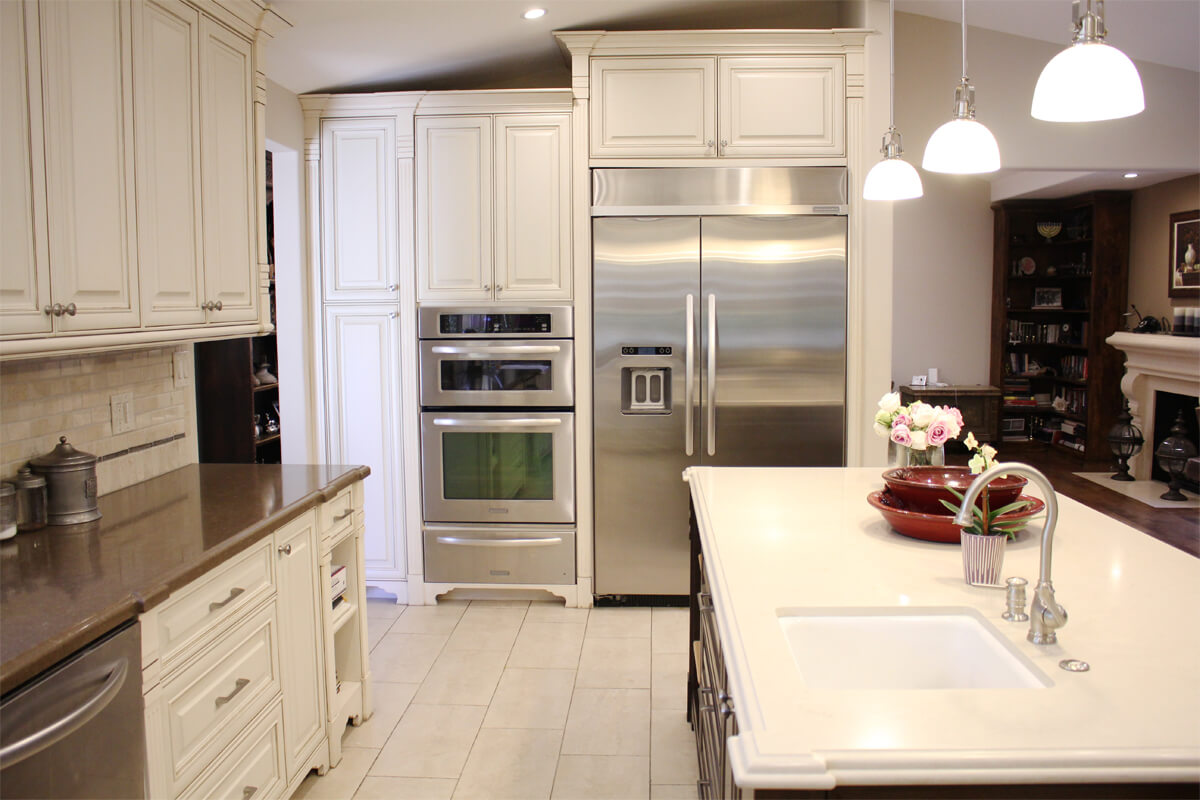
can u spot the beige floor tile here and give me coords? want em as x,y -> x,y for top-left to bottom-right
367,617 -> 390,652
366,598 -> 407,620
551,755 -> 649,800
649,784 -> 699,799
562,688 -> 650,756
371,704 -> 484,778
443,618 -> 522,652
650,710 -> 699,785
586,607 -> 652,639
482,668 -> 576,729
388,603 -> 469,635
343,681 -> 418,749
651,608 -> 690,654
354,777 -> 457,800
293,747 -> 377,799
467,598 -> 532,608
575,637 -> 651,689
526,602 -> 590,624
507,621 -> 586,669
460,604 -> 528,625
414,648 -> 509,706
453,728 -> 562,800
370,632 -> 447,684
651,651 -> 688,712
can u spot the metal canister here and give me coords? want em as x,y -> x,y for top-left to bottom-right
13,466 -> 48,531
29,436 -> 102,525
0,482 -> 15,540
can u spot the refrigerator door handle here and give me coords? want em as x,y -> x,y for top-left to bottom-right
685,293 -> 695,456
707,293 -> 717,456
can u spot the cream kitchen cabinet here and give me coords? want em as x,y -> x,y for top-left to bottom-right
590,55 -> 845,159
416,112 -> 572,301
0,0 -> 271,356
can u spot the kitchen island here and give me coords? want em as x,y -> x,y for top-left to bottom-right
685,466 -> 1199,797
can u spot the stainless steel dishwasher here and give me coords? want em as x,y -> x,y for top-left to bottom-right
1,621 -> 145,799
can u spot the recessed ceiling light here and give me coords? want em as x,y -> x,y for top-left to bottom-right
1123,172 -> 1138,179
523,8 -> 546,20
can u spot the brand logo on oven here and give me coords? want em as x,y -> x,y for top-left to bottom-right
488,507 -> 509,514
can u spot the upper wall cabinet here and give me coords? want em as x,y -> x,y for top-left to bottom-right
0,0 -> 273,357
416,111 -> 571,302
320,117 -> 400,303
589,55 -> 846,160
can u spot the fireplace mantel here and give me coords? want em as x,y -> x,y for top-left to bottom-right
1107,331 -> 1200,479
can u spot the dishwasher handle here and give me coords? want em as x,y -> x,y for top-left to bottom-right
0,658 -> 128,770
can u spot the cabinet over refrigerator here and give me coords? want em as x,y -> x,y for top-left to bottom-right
592,167 -> 848,597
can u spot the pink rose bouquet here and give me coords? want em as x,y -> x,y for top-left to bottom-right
873,391 -> 963,465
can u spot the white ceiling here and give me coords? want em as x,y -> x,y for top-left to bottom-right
265,0 -> 1199,95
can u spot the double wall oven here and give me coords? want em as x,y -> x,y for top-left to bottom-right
418,306 -> 576,585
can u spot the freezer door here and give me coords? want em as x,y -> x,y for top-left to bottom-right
700,216 -> 846,467
593,216 -> 699,596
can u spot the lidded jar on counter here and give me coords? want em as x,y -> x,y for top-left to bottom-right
29,436 -> 102,525
0,482 -> 15,540
13,466 -> 47,531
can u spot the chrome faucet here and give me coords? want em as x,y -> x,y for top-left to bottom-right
953,463 -> 1068,645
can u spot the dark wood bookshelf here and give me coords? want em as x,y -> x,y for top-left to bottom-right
194,334 -> 281,464
990,192 -> 1130,466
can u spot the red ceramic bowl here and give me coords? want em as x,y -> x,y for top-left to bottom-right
867,490 -> 1045,544
881,466 -> 1027,516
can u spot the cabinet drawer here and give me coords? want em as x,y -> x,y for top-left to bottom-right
179,699 -> 285,800
319,483 -> 359,539
423,525 -> 575,585
155,539 -> 274,667
160,602 -> 280,792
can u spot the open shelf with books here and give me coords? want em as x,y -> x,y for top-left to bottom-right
990,192 -> 1130,465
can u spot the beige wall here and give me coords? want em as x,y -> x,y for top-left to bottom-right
1,346 -> 198,495
1128,174 -> 1200,323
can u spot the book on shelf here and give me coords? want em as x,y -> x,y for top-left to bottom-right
1059,354 -> 1088,380
1006,320 -> 1086,346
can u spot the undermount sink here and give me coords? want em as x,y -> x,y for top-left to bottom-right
777,607 -> 1051,690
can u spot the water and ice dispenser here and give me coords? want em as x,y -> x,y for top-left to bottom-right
619,346 -> 671,414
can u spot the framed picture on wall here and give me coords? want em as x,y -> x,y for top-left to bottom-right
1168,208 -> 1199,299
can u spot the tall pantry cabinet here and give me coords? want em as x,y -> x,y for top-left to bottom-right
300,96 -> 419,600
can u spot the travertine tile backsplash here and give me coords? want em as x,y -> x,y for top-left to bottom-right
0,346 -> 198,495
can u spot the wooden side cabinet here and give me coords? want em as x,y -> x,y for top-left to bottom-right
899,385 -> 1001,445
194,334 -> 281,464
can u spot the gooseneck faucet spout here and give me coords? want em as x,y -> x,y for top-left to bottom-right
953,462 -> 1067,645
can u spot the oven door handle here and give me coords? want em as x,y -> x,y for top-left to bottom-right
430,345 -> 563,356
0,658 -> 128,770
435,535 -> 563,547
431,417 -> 562,428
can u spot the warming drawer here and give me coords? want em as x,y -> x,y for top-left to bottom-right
423,525 -> 575,585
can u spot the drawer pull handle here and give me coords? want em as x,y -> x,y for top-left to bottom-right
332,509 -> 353,522
209,586 -> 244,612
436,535 -> 562,548
214,678 -> 250,709
278,544 -> 292,556
242,786 -> 257,800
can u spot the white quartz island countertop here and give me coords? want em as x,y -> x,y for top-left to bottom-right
684,466 -> 1200,791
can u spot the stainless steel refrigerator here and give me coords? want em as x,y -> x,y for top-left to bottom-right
592,167 -> 847,597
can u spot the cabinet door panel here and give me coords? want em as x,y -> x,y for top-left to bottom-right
0,0 -> 51,336
494,114 -> 571,300
719,57 -> 845,157
590,58 -> 715,158
39,0 -> 140,331
135,0 -> 205,326
323,307 -> 407,582
320,118 -> 398,301
274,511 -> 326,782
416,116 -> 492,300
199,17 -> 257,323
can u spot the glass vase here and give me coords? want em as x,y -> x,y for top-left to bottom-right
887,441 -> 946,468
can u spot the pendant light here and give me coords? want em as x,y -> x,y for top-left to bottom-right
921,0 -> 1000,174
863,0 -> 922,201
1031,0 -> 1144,122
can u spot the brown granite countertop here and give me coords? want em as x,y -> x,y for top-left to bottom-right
0,463 -> 370,695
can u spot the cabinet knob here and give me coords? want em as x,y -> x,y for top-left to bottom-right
278,543 -> 292,556
483,284 -> 491,291
43,304 -> 57,316
386,284 -> 397,292
719,139 -> 728,153
706,139 -> 714,149
201,301 -> 211,311
63,303 -> 77,316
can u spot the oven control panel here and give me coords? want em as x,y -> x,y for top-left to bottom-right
418,305 -> 573,339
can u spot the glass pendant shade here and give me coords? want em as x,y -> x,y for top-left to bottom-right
1032,41 -> 1144,122
922,118 -> 1001,174
864,155 -> 923,200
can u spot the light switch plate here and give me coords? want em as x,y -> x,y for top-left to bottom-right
110,392 -> 135,434
172,350 -> 191,389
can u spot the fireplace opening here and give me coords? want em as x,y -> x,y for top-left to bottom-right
1151,391 -> 1199,492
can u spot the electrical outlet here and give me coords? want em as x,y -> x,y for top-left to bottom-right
110,392 -> 135,434
173,350 -> 191,389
